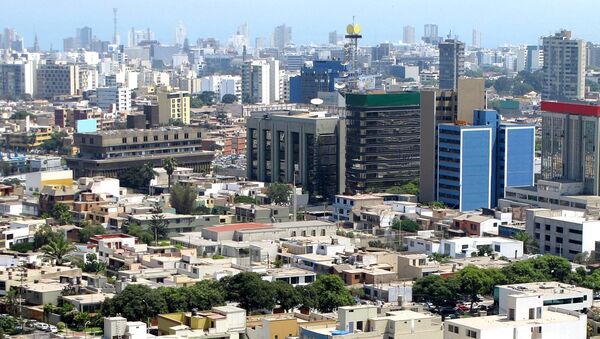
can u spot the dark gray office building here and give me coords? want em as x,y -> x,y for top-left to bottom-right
345,92 -> 421,194
439,39 -> 465,90
246,110 -> 345,201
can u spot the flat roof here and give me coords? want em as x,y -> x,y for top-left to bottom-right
541,101 -> 600,117
205,223 -> 271,232
498,281 -> 591,296
446,308 -> 582,330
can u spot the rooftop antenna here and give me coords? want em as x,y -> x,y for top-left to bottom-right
344,17 -> 362,90
113,8 -> 118,44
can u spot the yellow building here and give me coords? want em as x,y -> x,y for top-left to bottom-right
247,315 -> 300,339
157,306 -> 246,337
5,126 -> 52,150
158,90 -> 191,124
25,169 -> 73,195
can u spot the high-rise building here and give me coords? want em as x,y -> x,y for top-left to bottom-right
36,62 -> 79,99
175,22 -> 187,46
246,109 -> 345,200
471,29 -> 481,49
587,42 -> 600,69
345,92 -> 421,194
0,60 -> 37,99
419,78 -> 486,203
158,90 -> 190,124
2,28 -> 17,49
328,31 -> 340,45
289,60 -> 346,104
422,24 -> 439,44
439,39 -> 465,90
526,45 -> 544,72
403,26 -> 415,44
436,110 -> 535,211
540,101 -> 600,195
97,86 -> 131,113
542,30 -> 585,101
241,59 -> 280,104
273,24 -> 292,49
76,26 -> 92,50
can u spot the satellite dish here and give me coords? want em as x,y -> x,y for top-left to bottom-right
341,61 -> 349,66
334,82 -> 346,90
346,24 -> 354,35
353,24 -> 361,34
310,98 -> 324,106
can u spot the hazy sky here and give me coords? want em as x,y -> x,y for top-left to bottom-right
3,0 -> 600,49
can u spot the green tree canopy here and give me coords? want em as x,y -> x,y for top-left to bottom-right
302,274 -> 355,313
101,284 -> 168,321
386,179 -> 419,195
163,157 -> 177,189
118,163 -> 156,190
221,94 -> 238,104
125,222 -> 154,244
456,266 -> 494,310
272,280 -> 303,312
234,195 -> 257,204
267,183 -> 292,205
78,222 -> 106,243
40,235 -> 77,265
149,203 -> 168,243
170,184 -> 197,214
221,272 -> 276,312
49,203 -> 72,225
392,219 -> 420,233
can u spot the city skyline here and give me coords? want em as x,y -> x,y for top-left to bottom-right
3,0 -> 600,49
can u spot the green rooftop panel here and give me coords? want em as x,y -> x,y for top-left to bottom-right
345,92 -> 421,107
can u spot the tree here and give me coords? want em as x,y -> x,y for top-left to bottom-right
33,225 -> 63,249
101,285 -> 168,321
392,219 -> 420,233
386,179 -> 419,195
221,272 -> 276,313
267,183 -> 292,205
303,275 -> 355,313
234,195 -> 257,204
187,280 -> 226,311
272,280 -> 302,312
163,157 -> 177,190
190,97 -> 203,108
368,240 -> 385,248
0,315 -> 18,335
125,223 -> 154,244
40,235 -> 77,265
119,164 -> 156,190
456,266 -> 493,311
10,110 -> 31,120
82,253 -> 106,273
413,275 -> 460,307
78,222 -> 106,243
493,77 -> 513,94
573,251 -> 591,265
199,91 -> 216,106
429,201 -> 446,209
515,231 -> 538,254
10,242 -> 34,253
50,203 -> 72,225
41,131 -> 70,154
221,94 -> 238,104
169,184 -> 197,214
149,203 -> 168,244
477,245 -> 493,257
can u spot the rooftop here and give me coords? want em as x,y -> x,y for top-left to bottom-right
204,222 -> 271,232
446,307 -> 583,330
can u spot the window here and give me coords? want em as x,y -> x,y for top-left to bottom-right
447,325 -> 459,334
143,136 -> 148,142
508,308 -> 515,320
545,224 -> 551,231
556,226 -> 563,233
122,137 -> 127,143
466,330 -> 477,338
154,135 -> 158,141
529,308 -> 535,319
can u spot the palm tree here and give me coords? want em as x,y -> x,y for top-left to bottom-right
40,235 -> 77,265
163,157 -> 177,190
140,163 -> 158,192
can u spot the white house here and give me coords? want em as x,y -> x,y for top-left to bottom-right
440,237 -> 523,259
496,282 -> 592,315
444,294 -> 586,339
3,219 -> 46,249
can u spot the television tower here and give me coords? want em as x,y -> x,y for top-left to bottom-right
113,8 -> 118,44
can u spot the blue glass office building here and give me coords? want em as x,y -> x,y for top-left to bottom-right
289,60 -> 346,104
437,109 -> 534,211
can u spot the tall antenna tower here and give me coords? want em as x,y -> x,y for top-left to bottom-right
113,8 -> 118,44
344,17 -> 362,90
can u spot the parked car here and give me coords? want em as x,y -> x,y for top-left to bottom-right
35,323 -> 49,331
48,325 -> 58,333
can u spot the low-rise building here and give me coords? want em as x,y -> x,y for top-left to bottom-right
157,306 -> 246,337
496,282 -> 593,314
444,294 -> 586,339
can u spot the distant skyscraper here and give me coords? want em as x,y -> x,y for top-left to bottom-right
175,22 -> 187,46
76,26 -> 93,50
32,34 -> 40,52
241,59 -> 280,104
422,24 -> 439,44
542,30 -> 585,101
273,24 -> 292,49
526,45 -> 543,72
439,39 -> 465,90
403,26 -> 415,44
328,31 -> 339,45
472,29 -> 481,48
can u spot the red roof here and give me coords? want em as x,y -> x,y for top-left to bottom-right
541,101 -> 600,117
205,223 -> 271,232
89,233 -> 135,243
